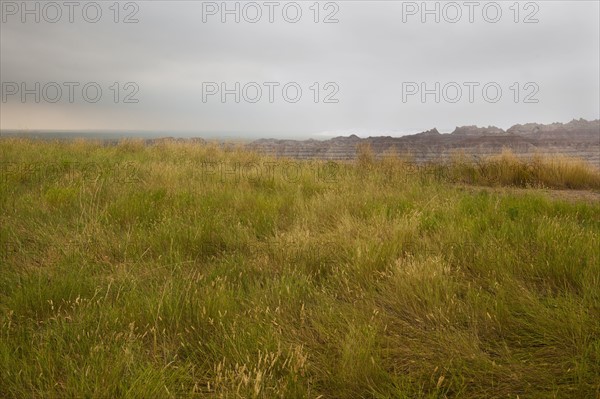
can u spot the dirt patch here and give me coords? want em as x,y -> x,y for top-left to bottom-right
459,185 -> 600,204
539,189 -> 600,204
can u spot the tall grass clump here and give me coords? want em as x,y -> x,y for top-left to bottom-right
446,149 -> 600,189
356,142 -> 375,170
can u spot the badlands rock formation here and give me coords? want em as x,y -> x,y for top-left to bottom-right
247,119 -> 600,166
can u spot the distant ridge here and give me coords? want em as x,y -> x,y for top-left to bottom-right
247,119 -> 600,165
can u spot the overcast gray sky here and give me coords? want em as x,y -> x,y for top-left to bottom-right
1,0 -> 599,138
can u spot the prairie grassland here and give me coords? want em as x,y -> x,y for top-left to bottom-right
0,139 -> 599,398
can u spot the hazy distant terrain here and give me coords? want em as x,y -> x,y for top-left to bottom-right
248,119 -> 600,166
2,120 -> 598,168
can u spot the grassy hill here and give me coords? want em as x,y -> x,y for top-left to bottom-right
1,139 -> 599,398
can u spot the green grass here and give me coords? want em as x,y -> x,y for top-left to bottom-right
1,138 -> 599,398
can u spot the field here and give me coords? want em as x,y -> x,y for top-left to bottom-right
1,139 -> 599,398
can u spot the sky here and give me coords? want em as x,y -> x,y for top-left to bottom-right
1,0 -> 599,139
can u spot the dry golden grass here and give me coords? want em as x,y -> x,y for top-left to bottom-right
446,149 -> 600,189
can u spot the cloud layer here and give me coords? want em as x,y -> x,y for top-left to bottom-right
1,0 -> 599,138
